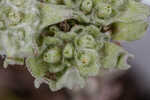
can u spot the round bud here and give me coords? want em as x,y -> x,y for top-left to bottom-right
81,0 -> 93,14
43,47 -> 61,64
77,34 -> 96,49
79,52 -> 91,66
8,11 -> 23,25
63,43 -> 74,58
96,3 -> 112,18
76,50 -> 94,67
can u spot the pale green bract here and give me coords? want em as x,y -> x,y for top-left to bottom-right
101,42 -> 133,69
0,0 -> 150,91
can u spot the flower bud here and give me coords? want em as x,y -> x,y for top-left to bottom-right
96,3 -> 112,18
81,0 -> 93,14
43,47 -> 61,64
8,11 -> 23,25
63,43 -> 74,58
78,50 -> 92,66
76,34 -> 96,49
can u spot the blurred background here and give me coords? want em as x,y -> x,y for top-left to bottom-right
0,10 -> 150,100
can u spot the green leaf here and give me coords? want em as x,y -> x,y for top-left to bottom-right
63,43 -> 74,59
34,68 -> 85,91
26,57 -> 49,78
112,21 -> 149,42
54,68 -> 85,91
118,0 -> 150,22
43,47 -> 62,64
3,57 -> 24,68
81,0 -> 93,14
101,42 -> 133,69
39,3 -> 73,28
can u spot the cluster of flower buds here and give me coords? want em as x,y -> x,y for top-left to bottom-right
0,0 -> 150,91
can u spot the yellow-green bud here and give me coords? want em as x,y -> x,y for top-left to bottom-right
8,11 -> 23,25
63,43 -> 74,58
81,0 -> 93,14
77,34 -> 96,49
43,47 -> 61,64
96,3 -> 112,18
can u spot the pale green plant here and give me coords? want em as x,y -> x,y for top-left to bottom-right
0,0 -> 150,91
